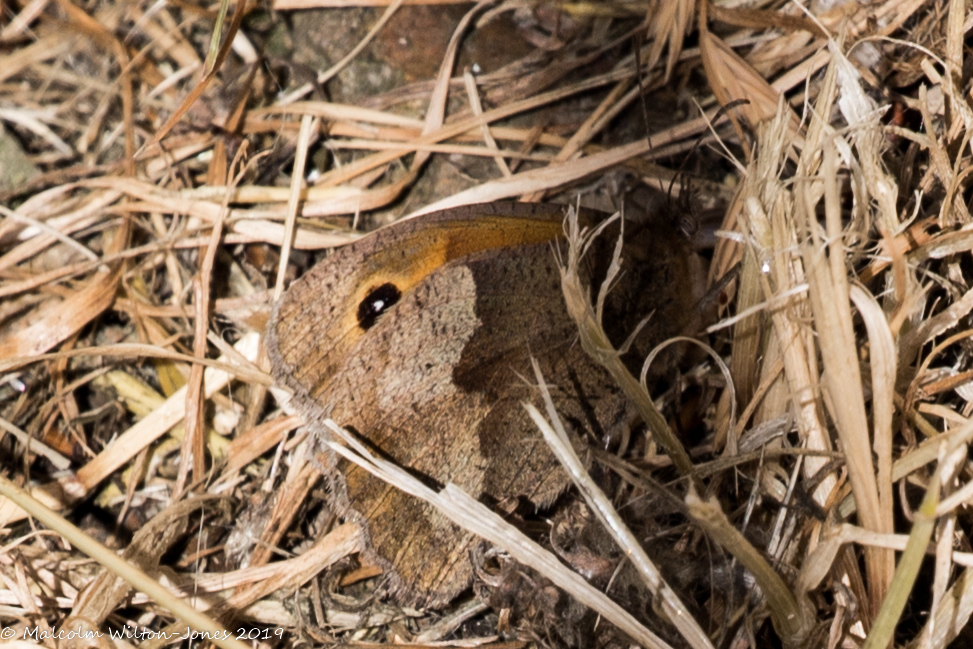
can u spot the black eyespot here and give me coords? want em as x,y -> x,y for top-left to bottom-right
357,283 -> 402,330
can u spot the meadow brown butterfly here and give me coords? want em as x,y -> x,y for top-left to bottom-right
266,201 -> 700,606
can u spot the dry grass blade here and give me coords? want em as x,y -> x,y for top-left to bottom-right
275,114 -> 317,300
525,358 -> 713,649
0,476 -> 250,649
411,138 -> 660,215
686,489 -> 813,647
859,435 -> 961,649
799,37 -> 913,614
797,140 -> 890,615
557,206 -> 694,478
699,10 -> 802,149
644,0 -> 692,80
739,131 -> 835,506
462,69 -> 511,178
849,285 -> 896,534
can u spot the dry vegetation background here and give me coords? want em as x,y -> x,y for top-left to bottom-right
1,0 -> 973,647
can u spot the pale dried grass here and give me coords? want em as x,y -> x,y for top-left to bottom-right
1,0 -> 971,647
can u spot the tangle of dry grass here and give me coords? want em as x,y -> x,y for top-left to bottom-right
2,0 -> 973,647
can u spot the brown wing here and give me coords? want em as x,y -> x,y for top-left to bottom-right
310,244 -> 623,607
